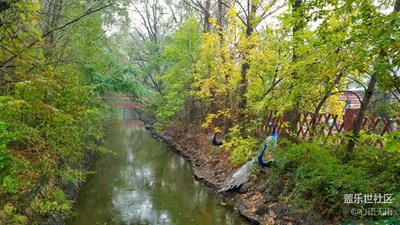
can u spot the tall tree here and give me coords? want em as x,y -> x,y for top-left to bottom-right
125,0 -> 185,94
346,0 -> 400,155
281,0 -> 303,142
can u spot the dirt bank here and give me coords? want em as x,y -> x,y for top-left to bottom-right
141,117 -> 331,225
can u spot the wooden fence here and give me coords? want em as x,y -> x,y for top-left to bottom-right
259,109 -> 400,141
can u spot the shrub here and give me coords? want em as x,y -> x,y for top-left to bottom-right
223,125 -> 260,165
268,134 -> 400,222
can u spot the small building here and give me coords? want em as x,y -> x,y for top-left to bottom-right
338,89 -> 364,109
339,89 -> 399,132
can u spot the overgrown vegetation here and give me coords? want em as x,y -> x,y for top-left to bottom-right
131,0 -> 400,223
0,1 -> 144,224
1,0 -> 400,223
269,134 -> 400,222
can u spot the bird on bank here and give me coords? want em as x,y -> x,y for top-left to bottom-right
219,122 -> 278,192
212,133 -> 223,146
258,122 -> 278,167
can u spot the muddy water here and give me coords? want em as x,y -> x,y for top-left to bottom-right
67,111 -> 248,225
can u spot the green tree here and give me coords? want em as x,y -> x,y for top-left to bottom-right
156,18 -> 201,126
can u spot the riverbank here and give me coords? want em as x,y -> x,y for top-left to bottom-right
141,117 -> 332,225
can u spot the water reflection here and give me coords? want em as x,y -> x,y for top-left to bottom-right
67,116 -> 248,225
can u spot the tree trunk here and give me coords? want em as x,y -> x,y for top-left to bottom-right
203,0 -> 211,32
217,0 -> 234,129
292,0 -> 303,61
310,73 -> 344,136
282,0 -> 302,142
217,0 -> 225,30
346,0 -> 399,156
238,62 -> 249,120
237,1 -> 256,128
345,73 -> 377,156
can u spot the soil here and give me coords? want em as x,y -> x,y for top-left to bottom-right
141,117 -> 335,225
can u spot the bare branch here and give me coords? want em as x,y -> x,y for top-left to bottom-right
45,3 -> 110,39
183,0 -> 207,14
332,90 -> 363,106
260,1 -> 286,20
166,1 -> 179,24
235,0 -> 248,20
236,14 -> 248,27
0,3 -> 112,70
131,4 -> 156,41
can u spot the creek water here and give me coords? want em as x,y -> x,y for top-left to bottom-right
67,109 -> 248,225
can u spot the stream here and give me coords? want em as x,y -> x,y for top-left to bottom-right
66,109 -> 248,225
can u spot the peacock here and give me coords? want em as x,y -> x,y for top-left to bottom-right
218,122 -> 278,192
212,133 -> 224,146
258,122 -> 278,167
